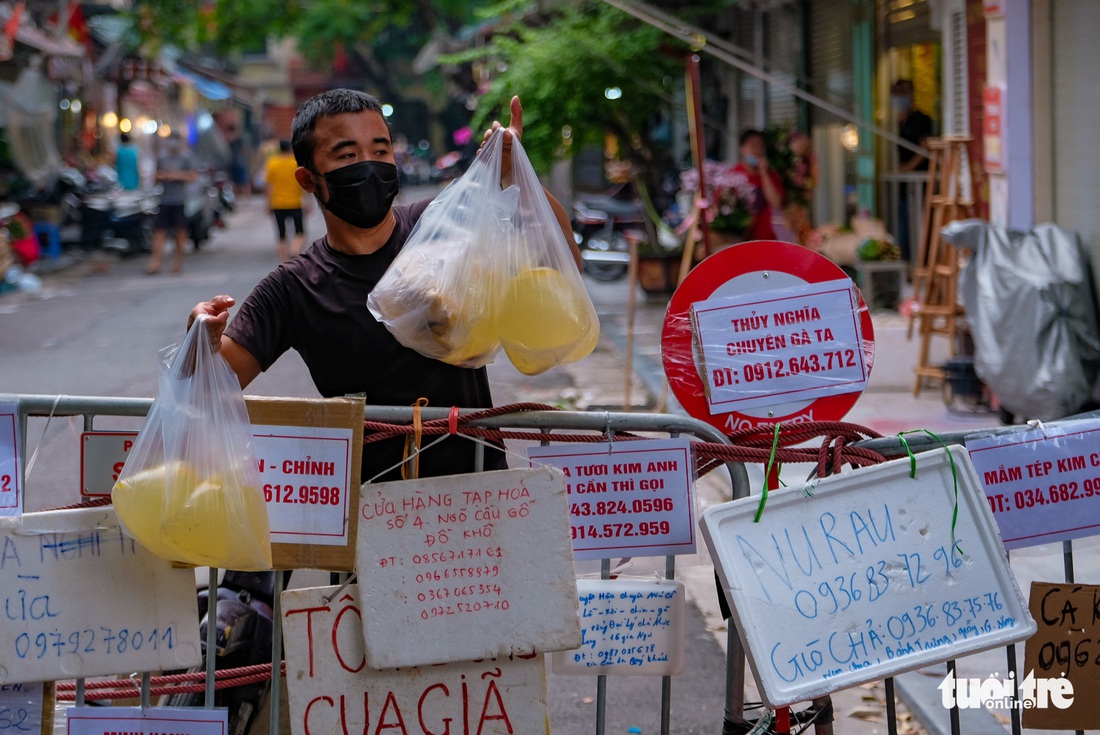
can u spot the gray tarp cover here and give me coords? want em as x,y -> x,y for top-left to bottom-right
942,219 -> 1100,420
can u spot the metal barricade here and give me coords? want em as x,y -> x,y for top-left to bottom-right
8,392 -> 1096,735
4,394 -> 752,735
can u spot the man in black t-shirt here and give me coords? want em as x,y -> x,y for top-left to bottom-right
892,80 -> 933,262
188,89 -> 580,482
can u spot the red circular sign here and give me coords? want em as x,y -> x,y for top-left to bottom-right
661,240 -> 875,434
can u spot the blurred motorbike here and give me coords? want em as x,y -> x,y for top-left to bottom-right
571,189 -> 647,281
166,569 -> 278,735
83,188 -> 159,257
178,171 -> 218,250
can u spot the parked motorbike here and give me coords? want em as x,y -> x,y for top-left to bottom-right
15,166 -> 88,249
571,190 -> 647,281
166,569 -> 279,735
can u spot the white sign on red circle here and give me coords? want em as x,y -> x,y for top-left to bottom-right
662,241 -> 875,433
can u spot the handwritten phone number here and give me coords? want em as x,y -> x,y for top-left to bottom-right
420,600 -> 511,620
1036,634 -> 1100,673
774,595 -> 1012,683
987,479 -> 1100,514
572,521 -> 672,540
14,626 -> 175,660
0,705 -> 34,732
792,543 -> 964,620
739,350 -> 858,384
418,584 -> 504,603
571,498 -> 675,517
414,565 -> 500,583
263,484 -> 341,506
872,592 -> 1006,641
412,548 -> 503,565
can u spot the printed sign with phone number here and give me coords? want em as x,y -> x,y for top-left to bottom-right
0,404 -> 19,516
253,426 -> 353,546
528,438 -> 696,559
690,279 -> 869,415
969,419 -> 1100,549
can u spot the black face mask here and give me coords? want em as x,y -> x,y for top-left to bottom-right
318,160 -> 400,229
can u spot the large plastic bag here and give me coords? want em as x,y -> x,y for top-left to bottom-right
112,316 -> 272,570
944,219 -> 1100,420
368,127 -> 598,375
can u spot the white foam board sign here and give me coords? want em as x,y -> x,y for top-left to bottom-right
356,467 -> 580,669
282,585 -> 549,735
0,506 -> 202,684
552,579 -> 686,676
700,446 -> 1036,708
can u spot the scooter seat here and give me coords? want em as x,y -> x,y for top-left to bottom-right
577,195 -> 639,218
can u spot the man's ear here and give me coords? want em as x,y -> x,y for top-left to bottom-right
295,166 -> 318,194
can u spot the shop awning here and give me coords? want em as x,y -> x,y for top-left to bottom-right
174,68 -> 232,102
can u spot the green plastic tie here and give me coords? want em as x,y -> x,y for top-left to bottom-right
898,429 -> 964,556
754,423 -> 782,523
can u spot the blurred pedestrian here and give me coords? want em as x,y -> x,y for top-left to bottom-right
226,124 -> 251,196
733,129 -> 785,240
893,79 -> 933,261
147,133 -> 197,275
264,139 -> 306,262
783,131 -> 818,246
115,132 -> 141,191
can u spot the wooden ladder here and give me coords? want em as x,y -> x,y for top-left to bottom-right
908,136 -> 974,395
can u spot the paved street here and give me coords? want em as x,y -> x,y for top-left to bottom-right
3,191 -> 1097,735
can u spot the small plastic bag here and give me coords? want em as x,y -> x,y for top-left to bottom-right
368,127 -> 599,374
112,316 -> 272,570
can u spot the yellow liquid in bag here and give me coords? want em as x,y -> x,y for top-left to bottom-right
496,267 -> 598,375
113,461 -> 272,570
442,313 -> 499,366
112,461 -> 199,560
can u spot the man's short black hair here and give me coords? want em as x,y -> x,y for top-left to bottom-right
279,138 -> 291,154
120,132 -> 130,144
291,89 -> 388,171
739,129 -> 764,148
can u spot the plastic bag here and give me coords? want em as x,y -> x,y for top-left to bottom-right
368,127 -> 599,375
944,219 -> 1100,420
112,316 -> 272,570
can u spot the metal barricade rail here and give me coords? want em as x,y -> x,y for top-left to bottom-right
8,392 -> 1096,735
5,394 -> 754,735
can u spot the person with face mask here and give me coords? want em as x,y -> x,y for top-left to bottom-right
187,89 -> 579,483
892,79 -> 933,262
731,128 -> 786,241
148,133 -> 199,275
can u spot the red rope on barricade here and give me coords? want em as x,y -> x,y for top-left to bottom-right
49,496 -> 112,511
54,662 -> 287,702
363,404 -> 890,477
